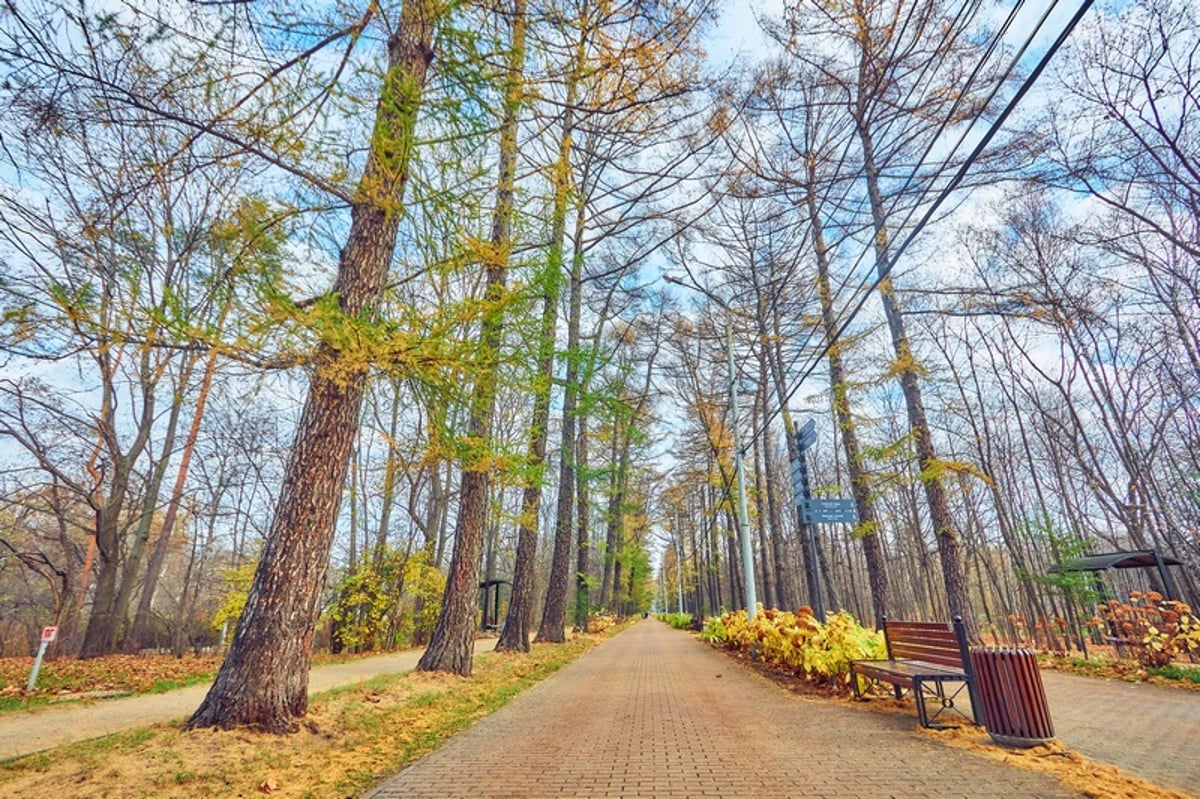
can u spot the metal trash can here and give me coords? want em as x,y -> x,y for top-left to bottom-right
970,648 -> 1055,748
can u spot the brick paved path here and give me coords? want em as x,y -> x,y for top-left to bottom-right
365,620 -> 1078,798
1041,670 -> 1200,795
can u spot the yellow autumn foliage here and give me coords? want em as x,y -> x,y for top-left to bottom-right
701,606 -> 886,688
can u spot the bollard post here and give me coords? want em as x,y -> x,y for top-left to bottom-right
26,626 -> 58,692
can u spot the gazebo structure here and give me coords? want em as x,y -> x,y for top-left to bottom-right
1048,549 -> 1184,601
479,579 -> 512,631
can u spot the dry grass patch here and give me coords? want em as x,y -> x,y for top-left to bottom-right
0,632 -> 613,799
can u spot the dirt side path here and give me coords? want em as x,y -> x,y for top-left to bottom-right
0,649 -> 425,761
366,620 -> 1077,799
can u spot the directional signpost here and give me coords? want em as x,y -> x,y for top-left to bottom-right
789,459 -> 808,505
802,498 -> 859,524
790,419 -> 860,621
790,420 -> 816,505
791,420 -> 825,621
796,418 -> 816,450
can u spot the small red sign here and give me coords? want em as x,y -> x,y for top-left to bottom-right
41,626 -> 58,643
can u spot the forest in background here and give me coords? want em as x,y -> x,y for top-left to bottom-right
0,0 -> 1196,730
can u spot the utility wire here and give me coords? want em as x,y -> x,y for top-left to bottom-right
745,0 -> 1096,449
763,0 -> 1036,399
794,0 -> 1074,382
735,0 -> 1019,399
789,0 -> 990,299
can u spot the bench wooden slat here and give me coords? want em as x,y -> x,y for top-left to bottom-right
888,648 -> 962,668
856,660 -> 964,677
884,621 -> 957,633
891,639 -> 957,651
849,617 -> 978,729
887,629 -> 958,642
890,637 -> 958,651
887,628 -> 958,642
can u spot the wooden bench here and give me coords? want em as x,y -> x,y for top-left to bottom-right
850,617 -> 979,728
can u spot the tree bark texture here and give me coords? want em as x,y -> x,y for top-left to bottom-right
537,273 -> 580,641
420,0 -> 525,674
187,1 -> 439,731
537,193 -> 586,636
573,412 -> 591,628
495,260 -> 556,651
806,177 -> 889,626
79,466 -> 135,657
599,426 -> 622,610
496,34 -> 570,649
858,121 -> 972,630
751,384 -> 776,610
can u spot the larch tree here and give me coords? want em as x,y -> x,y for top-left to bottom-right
188,0 -> 448,731
494,5 -> 574,651
419,0 -> 528,675
778,0 -> 1016,630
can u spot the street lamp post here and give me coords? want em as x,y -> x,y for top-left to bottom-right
724,315 -> 758,620
673,514 -> 685,615
664,271 -> 758,621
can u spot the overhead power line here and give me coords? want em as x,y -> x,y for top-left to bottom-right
748,0 -> 1097,448
736,0 -> 1038,425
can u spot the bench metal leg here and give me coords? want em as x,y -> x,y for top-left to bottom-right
915,678 -> 972,729
852,674 -> 911,704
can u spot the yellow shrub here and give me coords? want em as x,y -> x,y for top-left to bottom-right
703,606 -> 885,690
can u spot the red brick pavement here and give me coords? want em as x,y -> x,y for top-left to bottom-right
365,620 -> 1079,798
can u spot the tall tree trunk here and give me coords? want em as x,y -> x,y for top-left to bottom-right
420,0 -> 525,675
81,348 -> 156,656
805,178 -> 889,626
599,427 -> 622,609
689,509 -> 704,614
760,280 -> 819,613
573,412 -> 591,628
725,511 -> 743,610
705,480 -> 723,612
858,120 -> 971,631
112,364 -> 192,651
80,452 -> 138,658
537,172 -> 588,643
371,384 -> 403,564
432,462 -> 450,569
493,0 -> 566,654
126,348 -> 220,653
187,2 -> 440,731
495,172 -> 559,650
763,431 -> 790,610
751,382 -> 776,610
